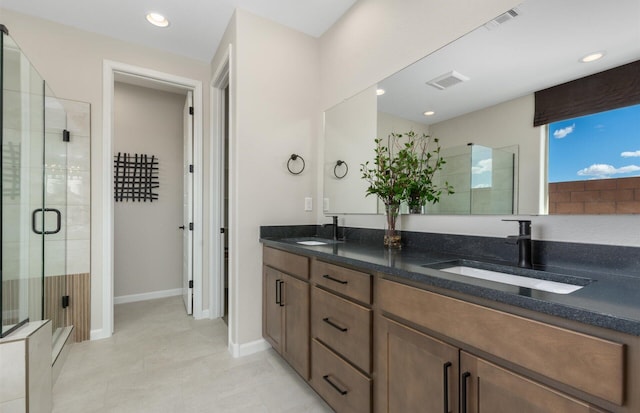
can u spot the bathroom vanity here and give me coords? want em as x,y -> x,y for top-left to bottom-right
261,235 -> 640,413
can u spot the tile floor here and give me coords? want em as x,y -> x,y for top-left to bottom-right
53,296 -> 332,412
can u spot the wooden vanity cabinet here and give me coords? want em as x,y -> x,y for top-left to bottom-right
377,277 -> 625,413
262,247 -> 310,379
262,245 -> 637,413
376,315 -> 604,413
310,260 -> 373,413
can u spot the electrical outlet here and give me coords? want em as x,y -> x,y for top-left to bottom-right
304,197 -> 313,211
323,198 -> 329,211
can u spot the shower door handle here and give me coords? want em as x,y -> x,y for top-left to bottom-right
32,208 -> 62,235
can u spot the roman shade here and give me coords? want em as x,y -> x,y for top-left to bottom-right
533,59 -> 640,126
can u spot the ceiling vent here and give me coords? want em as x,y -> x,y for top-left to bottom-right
484,8 -> 520,30
426,71 -> 470,90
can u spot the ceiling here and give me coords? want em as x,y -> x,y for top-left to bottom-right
0,0 -> 357,62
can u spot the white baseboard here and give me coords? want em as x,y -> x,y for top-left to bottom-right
228,338 -> 271,358
90,328 -> 110,341
114,288 -> 182,305
199,309 -> 210,319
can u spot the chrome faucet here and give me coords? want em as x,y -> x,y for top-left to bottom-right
504,219 -> 533,268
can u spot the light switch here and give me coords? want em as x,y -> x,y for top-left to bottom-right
323,198 -> 329,211
304,197 -> 313,211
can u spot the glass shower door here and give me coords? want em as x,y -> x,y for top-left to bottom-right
1,31 -> 46,336
43,85 -> 68,342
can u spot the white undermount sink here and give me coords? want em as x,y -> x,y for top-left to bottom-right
440,266 -> 584,294
296,240 -> 329,246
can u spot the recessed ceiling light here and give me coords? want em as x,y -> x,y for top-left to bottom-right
581,52 -> 604,63
423,111 -> 435,116
146,12 -> 169,28
376,88 -> 386,96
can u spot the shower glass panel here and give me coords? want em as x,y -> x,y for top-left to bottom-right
1,26 -> 69,339
44,85 -> 68,342
1,29 -> 46,336
427,144 -> 515,215
469,145 -> 515,215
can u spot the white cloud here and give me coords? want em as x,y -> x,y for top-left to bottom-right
577,163 -> 640,178
621,150 -> 640,158
553,124 -> 575,139
616,165 -> 640,174
472,158 -> 492,175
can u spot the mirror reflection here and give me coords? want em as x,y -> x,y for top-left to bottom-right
323,0 -> 640,215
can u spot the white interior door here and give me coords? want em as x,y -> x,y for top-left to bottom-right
183,91 -> 194,314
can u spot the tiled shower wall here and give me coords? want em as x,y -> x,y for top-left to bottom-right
62,98 -> 91,341
45,98 -> 91,277
45,98 -> 91,341
430,145 -> 515,215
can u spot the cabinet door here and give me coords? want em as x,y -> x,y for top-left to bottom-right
460,352 -> 604,413
282,273 -> 310,379
375,316 -> 458,413
263,266 -> 283,352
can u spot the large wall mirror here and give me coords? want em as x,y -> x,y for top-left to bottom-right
323,0 -> 640,215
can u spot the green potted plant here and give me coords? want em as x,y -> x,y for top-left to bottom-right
360,131 -> 453,248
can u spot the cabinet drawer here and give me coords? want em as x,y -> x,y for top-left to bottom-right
378,278 -> 625,406
311,339 -> 371,413
311,260 -> 371,304
311,287 -> 372,373
263,246 -> 309,279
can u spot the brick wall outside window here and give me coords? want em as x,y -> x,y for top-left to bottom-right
549,177 -> 640,214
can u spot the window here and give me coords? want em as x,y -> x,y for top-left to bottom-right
547,103 -> 640,214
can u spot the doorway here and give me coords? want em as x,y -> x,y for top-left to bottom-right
210,47 -> 231,333
100,61 -> 204,339
112,82 -> 191,314
222,85 -> 229,324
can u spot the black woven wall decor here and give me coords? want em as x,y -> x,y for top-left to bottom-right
114,152 -> 159,202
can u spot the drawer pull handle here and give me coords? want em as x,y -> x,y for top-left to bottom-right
461,371 -> 471,413
322,317 -> 348,332
323,374 -> 348,396
278,280 -> 285,307
443,362 -> 452,413
322,274 -> 348,285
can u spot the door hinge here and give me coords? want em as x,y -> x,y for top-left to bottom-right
189,164 -> 194,173
189,222 -> 193,231
189,280 -> 194,289
62,129 -> 70,142
62,295 -> 70,309
189,106 -> 194,115
220,227 -> 225,234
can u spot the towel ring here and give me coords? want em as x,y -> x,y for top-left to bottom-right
287,154 -> 305,175
334,160 -> 348,179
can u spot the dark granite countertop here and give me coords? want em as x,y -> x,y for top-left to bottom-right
260,236 -> 640,336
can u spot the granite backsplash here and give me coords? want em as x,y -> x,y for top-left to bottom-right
260,225 -> 640,279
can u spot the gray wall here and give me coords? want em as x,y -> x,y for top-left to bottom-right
113,82 -> 186,298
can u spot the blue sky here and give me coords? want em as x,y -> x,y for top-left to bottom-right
548,104 -> 640,183
471,145 -> 495,188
